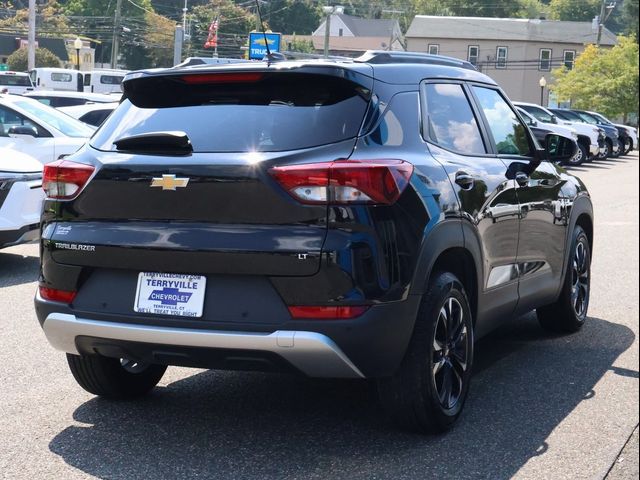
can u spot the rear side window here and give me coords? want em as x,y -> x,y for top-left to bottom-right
473,87 -> 531,156
92,72 -> 371,153
100,75 -> 124,85
51,72 -> 72,82
422,83 -> 485,155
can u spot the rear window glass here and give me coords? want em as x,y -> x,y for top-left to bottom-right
0,74 -> 32,86
91,72 -> 371,153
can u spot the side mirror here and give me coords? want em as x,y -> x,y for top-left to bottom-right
551,115 -> 558,124
7,125 -> 39,138
545,133 -> 577,162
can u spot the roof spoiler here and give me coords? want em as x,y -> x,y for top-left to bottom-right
355,51 -> 477,71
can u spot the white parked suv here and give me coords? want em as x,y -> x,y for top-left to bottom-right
515,107 -> 582,164
0,149 -> 43,249
514,102 -> 603,163
0,94 -> 94,164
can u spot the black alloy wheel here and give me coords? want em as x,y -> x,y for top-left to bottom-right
432,297 -> 469,410
571,240 -> 590,319
537,225 -> 591,333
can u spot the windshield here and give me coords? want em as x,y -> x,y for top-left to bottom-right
523,105 -> 554,124
13,99 -> 94,138
0,75 -> 32,87
553,110 -> 583,122
574,111 -> 599,124
591,113 -> 612,124
92,72 -> 371,153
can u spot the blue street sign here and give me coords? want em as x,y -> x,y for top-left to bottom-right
248,32 -> 282,60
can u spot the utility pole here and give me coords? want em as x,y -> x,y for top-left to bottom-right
27,0 -> 36,70
382,9 -> 403,51
322,5 -> 344,58
173,25 -> 183,66
596,1 -> 616,46
111,0 -> 123,69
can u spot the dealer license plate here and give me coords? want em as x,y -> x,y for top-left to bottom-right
134,272 -> 206,318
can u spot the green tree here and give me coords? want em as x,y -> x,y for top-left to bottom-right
286,37 -> 314,53
548,0 -> 600,21
265,0 -> 320,35
622,0 -> 639,40
552,37 -> 639,122
7,47 -> 62,70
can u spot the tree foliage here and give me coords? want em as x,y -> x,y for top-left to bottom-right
552,37 -> 639,121
548,0 -> 600,21
7,47 -> 62,70
265,0 -> 320,35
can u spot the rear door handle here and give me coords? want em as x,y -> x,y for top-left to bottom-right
455,171 -> 475,189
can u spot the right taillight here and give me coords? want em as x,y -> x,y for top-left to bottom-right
269,159 -> 413,205
43,159 -> 95,200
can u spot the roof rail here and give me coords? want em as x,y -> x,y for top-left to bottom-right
355,51 -> 477,71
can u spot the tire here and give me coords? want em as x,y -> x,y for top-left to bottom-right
537,225 -> 591,333
567,142 -> 587,165
378,272 -> 474,433
66,353 -> 167,399
624,138 -> 632,155
600,139 -> 611,159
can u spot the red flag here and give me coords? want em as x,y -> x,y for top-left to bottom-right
204,17 -> 219,48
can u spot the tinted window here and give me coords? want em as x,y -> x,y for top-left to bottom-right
423,83 -> 485,154
92,73 -> 371,153
553,110 -> 584,122
80,109 -> 112,127
473,87 -> 531,156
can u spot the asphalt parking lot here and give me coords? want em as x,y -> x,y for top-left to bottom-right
0,152 -> 637,480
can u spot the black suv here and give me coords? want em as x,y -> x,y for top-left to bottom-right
35,51 -> 593,433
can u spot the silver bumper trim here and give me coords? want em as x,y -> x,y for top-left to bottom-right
42,313 -> 364,378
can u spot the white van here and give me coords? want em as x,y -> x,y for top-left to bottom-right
82,69 -> 128,94
0,71 -> 35,94
29,68 -> 83,92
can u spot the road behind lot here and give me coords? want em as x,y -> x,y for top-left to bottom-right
0,153 -> 637,480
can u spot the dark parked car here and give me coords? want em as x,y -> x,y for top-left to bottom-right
35,51 -> 593,433
586,111 -> 636,155
550,108 -> 620,159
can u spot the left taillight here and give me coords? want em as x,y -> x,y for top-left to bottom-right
269,159 -> 413,206
42,159 -> 95,200
39,286 -> 77,304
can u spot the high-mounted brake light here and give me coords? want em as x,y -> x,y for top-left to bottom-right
288,306 -> 370,319
43,159 -> 95,200
180,72 -> 264,85
39,286 -> 77,304
269,159 -> 413,205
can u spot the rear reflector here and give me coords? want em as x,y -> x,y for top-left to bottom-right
269,159 -> 413,205
180,72 -> 263,85
39,286 -> 77,304
288,306 -> 369,319
43,159 -> 95,200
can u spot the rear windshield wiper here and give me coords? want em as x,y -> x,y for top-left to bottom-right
113,131 -> 193,155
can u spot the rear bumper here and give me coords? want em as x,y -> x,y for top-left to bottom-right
42,313 -> 365,378
36,294 -> 422,378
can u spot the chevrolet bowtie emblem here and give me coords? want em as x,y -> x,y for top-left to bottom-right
150,174 -> 189,191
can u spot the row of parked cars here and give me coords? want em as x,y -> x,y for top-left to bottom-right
514,102 -> 637,165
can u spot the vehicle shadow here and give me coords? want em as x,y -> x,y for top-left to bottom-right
0,250 -> 39,287
48,315 -> 635,480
